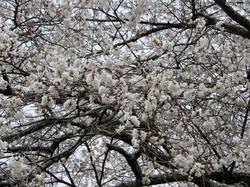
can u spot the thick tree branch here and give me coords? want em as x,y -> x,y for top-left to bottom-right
116,171 -> 250,187
107,144 -> 142,184
7,146 -> 52,154
40,134 -> 93,170
2,104 -> 113,143
222,22 -> 250,39
116,173 -> 189,187
0,86 -> 13,96
214,0 -> 250,31
0,181 -> 13,187
2,118 -> 71,142
198,12 -> 250,39
208,172 -> 250,186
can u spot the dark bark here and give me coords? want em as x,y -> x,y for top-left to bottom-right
116,172 -> 250,187
214,0 -> 250,31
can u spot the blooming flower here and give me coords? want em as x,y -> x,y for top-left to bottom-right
8,157 -> 29,179
142,176 -> 151,185
63,99 -> 77,111
0,140 -> 7,156
128,115 -> 140,127
116,125 -> 125,134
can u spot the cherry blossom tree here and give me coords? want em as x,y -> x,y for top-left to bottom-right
0,0 -> 250,186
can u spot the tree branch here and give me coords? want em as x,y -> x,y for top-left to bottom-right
116,171 -> 250,187
241,98 -> 250,139
213,0 -> 250,31
107,144 -> 142,185
198,12 -> 250,39
114,23 -> 195,48
40,134 -> 93,170
85,142 -> 101,187
192,0 -> 196,21
222,22 -> 250,39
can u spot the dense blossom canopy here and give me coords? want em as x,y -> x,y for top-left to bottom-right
0,0 -> 250,186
